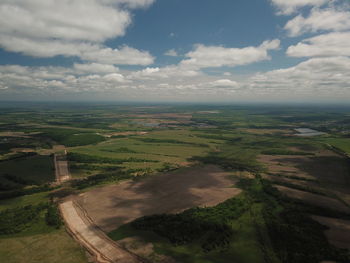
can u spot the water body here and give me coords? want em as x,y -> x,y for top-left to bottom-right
295,128 -> 325,137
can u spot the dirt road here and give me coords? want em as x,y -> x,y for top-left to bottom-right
60,201 -> 144,263
54,148 -> 70,184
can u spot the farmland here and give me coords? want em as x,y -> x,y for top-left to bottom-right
0,102 -> 349,263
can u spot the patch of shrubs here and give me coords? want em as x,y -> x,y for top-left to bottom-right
0,203 -> 47,235
45,203 -> 62,229
240,177 -> 350,263
131,195 -> 250,252
0,202 -> 63,235
190,153 -> 265,173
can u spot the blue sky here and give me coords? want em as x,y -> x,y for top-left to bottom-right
0,0 -> 349,102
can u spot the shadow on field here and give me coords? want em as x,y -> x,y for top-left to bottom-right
76,165 -> 240,232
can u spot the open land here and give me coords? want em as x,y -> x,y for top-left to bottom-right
0,103 -> 350,263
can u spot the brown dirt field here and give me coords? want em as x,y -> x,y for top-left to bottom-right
258,154 -> 316,180
259,150 -> 350,207
312,216 -> 350,250
262,174 -> 323,190
75,165 -> 240,232
275,185 -> 350,213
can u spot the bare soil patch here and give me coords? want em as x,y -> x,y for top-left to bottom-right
259,154 -> 315,180
259,150 -> 350,206
75,165 -> 240,232
312,216 -> 350,250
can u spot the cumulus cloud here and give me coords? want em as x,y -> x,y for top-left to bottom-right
164,49 -> 178,57
0,0 -> 155,65
0,64 -> 129,93
248,56 -> 350,96
208,79 -> 239,88
81,46 -> 154,65
180,39 -> 280,69
287,32 -> 350,57
74,63 -> 119,74
285,7 -> 350,36
270,0 -> 327,15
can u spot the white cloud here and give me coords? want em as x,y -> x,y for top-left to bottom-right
248,56 -> 350,97
164,49 -> 178,56
130,65 -> 200,80
74,63 -> 119,74
208,79 -> 239,88
1,57 -> 350,101
0,0 -> 130,42
285,8 -> 350,36
81,46 -> 154,65
0,0 -> 155,65
102,73 -> 128,83
287,32 -> 350,57
270,0 -> 327,15
180,39 -> 280,69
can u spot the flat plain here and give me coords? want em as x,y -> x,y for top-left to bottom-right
0,103 -> 350,263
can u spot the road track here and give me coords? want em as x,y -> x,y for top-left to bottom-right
59,200 -> 145,263
54,146 -> 145,263
54,148 -> 71,184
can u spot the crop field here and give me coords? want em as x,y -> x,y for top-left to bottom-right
0,103 -> 349,263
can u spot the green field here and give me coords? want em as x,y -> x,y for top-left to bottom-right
0,229 -> 87,263
0,103 -> 349,263
321,137 -> 350,154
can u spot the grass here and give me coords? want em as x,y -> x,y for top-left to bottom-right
68,129 -> 218,176
39,128 -> 105,147
0,229 -> 87,263
0,191 -> 50,211
322,137 -> 350,154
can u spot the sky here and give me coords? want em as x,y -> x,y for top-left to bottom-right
0,0 -> 349,103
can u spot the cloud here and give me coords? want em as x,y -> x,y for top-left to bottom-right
81,46 -> 154,65
0,0 -> 155,65
180,39 -> 280,69
208,79 -> 239,88
164,49 -> 178,57
285,7 -> 350,36
270,0 -> 327,15
1,56 -> 350,101
286,32 -> 350,57
130,66 -> 200,80
248,56 -> 350,97
74,63 -> 119,74
103,0 -> 155,9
